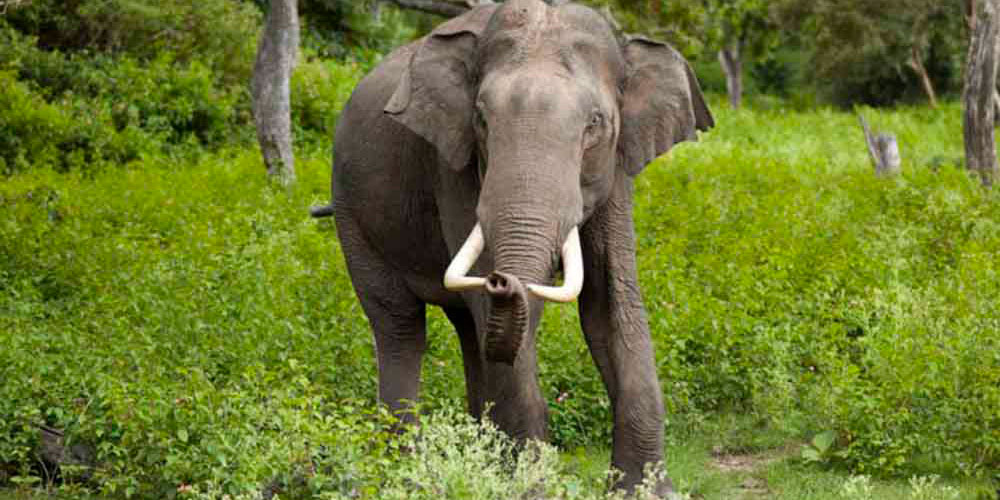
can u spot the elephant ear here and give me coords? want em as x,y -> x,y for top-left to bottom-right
385,6 -> 498,171
618,36 -> 714,176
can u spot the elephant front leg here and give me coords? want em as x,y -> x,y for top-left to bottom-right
578,178 -> 674,497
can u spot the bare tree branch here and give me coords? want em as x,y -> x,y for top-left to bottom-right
0,0 -> 31,14
965,0 -> 978,31
381,0 -> 472,17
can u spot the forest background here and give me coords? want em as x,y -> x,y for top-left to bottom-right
1,1 -> 998,499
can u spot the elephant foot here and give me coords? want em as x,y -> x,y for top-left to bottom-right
645,476 -> 678,499
615,465 -> 676,499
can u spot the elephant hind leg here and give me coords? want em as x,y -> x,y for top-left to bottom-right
335,215 -> 427,423
369,300 -> 426,424
443,306 -> 484,419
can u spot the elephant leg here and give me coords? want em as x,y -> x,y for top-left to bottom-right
580,308 -> 668,493
578,176 -> 673,496
443,306 -> 485,419
335,215 -> 427,423
369,300 -> 426,424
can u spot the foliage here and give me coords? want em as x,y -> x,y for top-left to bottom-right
771,0 -> 966,106
298,0 -> 431,61
701,0 -> 778,58
0,23 -> 254,173
291,56 -> 369,144
2,98 -> 999,499
0,70 -> 146,174
0,0 -> 261,82
584,0 -> 967,107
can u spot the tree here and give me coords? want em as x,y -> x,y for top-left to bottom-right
964,0 -> 1000,188
773,0 -> 965,107
251,0 -> 299,184
703,0 -> 775,109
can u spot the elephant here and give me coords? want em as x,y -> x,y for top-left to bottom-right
311,0 -> 713,494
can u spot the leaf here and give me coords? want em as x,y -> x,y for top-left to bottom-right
178,429 -> 188,443
801,447 -> 822,463
812,430 -> 837,454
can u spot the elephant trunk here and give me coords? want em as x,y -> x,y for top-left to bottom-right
483,211 -> 552,365
483,271 -> 530,364
443,219 -> 585,365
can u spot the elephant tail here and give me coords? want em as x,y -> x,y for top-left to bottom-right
310,204 -> 334,218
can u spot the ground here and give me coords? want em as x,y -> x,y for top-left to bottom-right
3,437 -> 995,500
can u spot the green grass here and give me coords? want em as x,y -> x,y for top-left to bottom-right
566,417 -> 997,499
2,101 -> 999,498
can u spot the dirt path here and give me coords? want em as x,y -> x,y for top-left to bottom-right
708,445 -> 797,499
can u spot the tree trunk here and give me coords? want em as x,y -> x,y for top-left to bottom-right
994,87 -> 1000,124
251,0 -> 299,185
963,0 -> 1000,188
718,40 -> 743,110
859,114 -> 901,176
908,45 -> 939,108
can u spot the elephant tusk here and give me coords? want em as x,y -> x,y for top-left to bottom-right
526,226 -> 583,303
444,223 -> 488,292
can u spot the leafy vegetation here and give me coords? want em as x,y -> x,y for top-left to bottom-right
0,0 -> 261,82
771,0 -> 966,107
2,93 -> 998,497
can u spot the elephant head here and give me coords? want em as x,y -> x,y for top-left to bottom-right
386,0 -> 712,365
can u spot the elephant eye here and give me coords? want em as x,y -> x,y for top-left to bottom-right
583,111 -> 605,150
587,112 -> 604,129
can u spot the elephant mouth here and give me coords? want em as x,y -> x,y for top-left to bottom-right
443,222 -> 583,364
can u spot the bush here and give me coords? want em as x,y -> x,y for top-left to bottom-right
299,0 -> 427,60
291,57 -> 368,142
1,0 -> 261,83
0,24 -> 253,173
0,71 -> 145,174
102,53 -> 244,148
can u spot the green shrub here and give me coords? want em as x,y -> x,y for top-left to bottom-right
0,24 -> 104,98
1,0 -> 260,83
0,71 -> 146,173
291,57 -> 368,142
103,53 -> 243,147
0,24 -> 250,172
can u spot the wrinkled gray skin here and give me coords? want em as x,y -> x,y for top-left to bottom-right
316,0 -> 712,494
